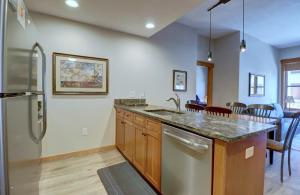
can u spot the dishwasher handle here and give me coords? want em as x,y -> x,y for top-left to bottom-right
163,130 -> 209,152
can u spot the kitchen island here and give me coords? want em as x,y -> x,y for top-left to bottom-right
114,100 -> 276,195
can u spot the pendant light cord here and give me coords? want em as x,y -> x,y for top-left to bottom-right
242,0 -> 245,40
209,10 -> 212,51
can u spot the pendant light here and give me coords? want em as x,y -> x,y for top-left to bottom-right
240,0 -> 246,52
208,10 -> 213,61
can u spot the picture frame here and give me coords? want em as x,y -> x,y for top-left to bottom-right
173,70 -> 187,92
52,52 -> 109,95
249,73 -> 265,97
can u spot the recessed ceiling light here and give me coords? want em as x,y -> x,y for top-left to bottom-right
65,0 -> 79,8
145,23 -> 155,29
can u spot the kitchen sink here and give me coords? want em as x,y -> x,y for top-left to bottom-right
144,109 -> 185,116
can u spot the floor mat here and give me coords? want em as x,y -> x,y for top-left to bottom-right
97,162 -> 157,195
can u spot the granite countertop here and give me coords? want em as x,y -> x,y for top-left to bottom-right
114,104 -> 276,143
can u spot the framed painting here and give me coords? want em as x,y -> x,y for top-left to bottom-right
52,53 -> 109,95
249,73 -> 265,97
173,70 -> 187,92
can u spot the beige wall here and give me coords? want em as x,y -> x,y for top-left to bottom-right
211,32 -> 280,106
212,32 -> 241,106
279,45 -> 300,60
239,34 -> 279,105
32,13 -> 198,156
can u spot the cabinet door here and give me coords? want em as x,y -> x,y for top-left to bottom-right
124,122 -> 134,162
133,126 -> 147,173
116,117 -> 125,152
145,133 -> 161,190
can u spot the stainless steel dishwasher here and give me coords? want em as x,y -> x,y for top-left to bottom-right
162,124 -> 213,195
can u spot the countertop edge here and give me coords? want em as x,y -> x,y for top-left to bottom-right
114,104 -> 276,143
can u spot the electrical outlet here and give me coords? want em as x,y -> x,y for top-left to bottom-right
245,146 -> 254,159
82,128 -> 88,136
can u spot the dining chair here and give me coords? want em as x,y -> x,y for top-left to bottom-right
185,104 -> 204,112
187,100 -> 199,105
247,104 -> 274,118
267,112 -> 300,182
226,102 -> 247,114
205,106 -> 232,117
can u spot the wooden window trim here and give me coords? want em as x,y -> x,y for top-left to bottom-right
281,57 -> 300,110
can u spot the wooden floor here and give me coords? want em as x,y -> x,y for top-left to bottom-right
39,149 -> 125,195
39,148 -> 300,195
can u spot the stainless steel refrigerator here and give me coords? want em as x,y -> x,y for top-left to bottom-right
0,0 -> 47,194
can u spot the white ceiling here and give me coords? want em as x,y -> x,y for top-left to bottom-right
24,0 -> 204,37
178,0 -> 300,48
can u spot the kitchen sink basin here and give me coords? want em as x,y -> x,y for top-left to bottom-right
144,109 -> 185,116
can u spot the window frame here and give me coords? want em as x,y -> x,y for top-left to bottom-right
281,58 -> 300,111
248,73 -> 265,97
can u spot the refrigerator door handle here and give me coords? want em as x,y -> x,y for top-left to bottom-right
31,42 -> 47,142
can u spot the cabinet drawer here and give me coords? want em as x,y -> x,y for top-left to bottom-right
116,109 -> 124,118
146,119 -> 161,138
134,114 -> 146,127
124,111 -> 133,122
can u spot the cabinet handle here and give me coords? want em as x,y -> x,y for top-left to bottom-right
121,121 -> 125,124
142,133 -> 149,136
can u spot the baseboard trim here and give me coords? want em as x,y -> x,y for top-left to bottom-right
41,145 -> 116,163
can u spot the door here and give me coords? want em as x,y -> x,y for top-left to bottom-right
133,126 -> 146,173
2,1 -> 38,93
145,134 -> 161,190
124,122 -> 134,161
2,95 -> 40,195
197,61 -> 214,106
116,117 -> 125,152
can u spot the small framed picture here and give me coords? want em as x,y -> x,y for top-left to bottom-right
173,70 -> 187,92
249,73 -> 265,97
52,53 -> 109,95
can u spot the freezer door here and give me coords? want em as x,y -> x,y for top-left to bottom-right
2,95 -> 41,195
1,1 -> 38,93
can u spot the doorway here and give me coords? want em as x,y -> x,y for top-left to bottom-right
196,61 -> 214,106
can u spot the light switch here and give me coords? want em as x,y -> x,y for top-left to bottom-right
245,146 -> 254,159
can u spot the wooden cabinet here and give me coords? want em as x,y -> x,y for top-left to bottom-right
115,109 -> 161,191
144,130 -> 161,190
116,117 -> 125,152
133,125 -> 147,172
124,121 -> 134,162
144,119 -> 161,190
116,109 -> 135,162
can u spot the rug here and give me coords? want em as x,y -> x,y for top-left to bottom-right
97,162 -> 157,195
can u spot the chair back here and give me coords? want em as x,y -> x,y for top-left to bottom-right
226,102 -> 247,114
247,104 -> 274,118
205,106 -> 232,117
187,100 -> 199,105
185,104 -> 204,112
284,112 -> 300,151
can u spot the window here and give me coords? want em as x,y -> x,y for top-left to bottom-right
285,70 -> 300,109
281,59 -> 300,110
249,73 -> 265,96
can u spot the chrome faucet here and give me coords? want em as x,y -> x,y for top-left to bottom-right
166,93 -> 181,112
